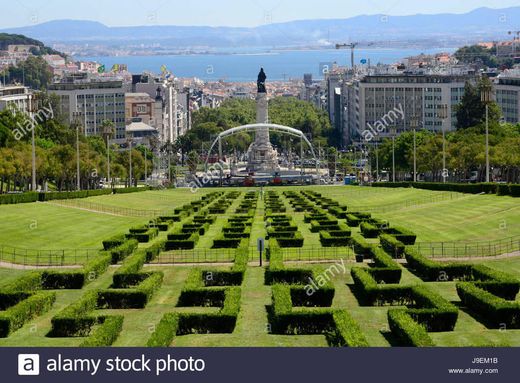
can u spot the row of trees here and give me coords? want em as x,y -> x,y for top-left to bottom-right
0,101 -> 152,192
363,78 -> 520,183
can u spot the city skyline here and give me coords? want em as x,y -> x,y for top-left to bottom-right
1,0 -> 520,28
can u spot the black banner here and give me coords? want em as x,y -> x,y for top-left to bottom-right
4,347 -> 516,382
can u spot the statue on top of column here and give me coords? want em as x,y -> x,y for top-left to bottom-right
257,68 -> 267,94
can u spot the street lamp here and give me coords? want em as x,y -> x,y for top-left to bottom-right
390,127 -> 397,182
410,116 -> 419,183
73,111 -> 81,190
481,83 -> 493,183
127,137 -> 133,187
29,93 -> 38,191
437,104 -> 449,183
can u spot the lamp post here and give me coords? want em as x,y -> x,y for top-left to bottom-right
375,140 -> 379,182
390,128 -> 396,182
127,137 -> 133,187
29,93 -> 37,191
481,83 -> 492,183
73,111 -> 81,190
410,116 -> 419,182
437,104 -> 448,183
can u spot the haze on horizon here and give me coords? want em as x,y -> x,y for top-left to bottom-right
1,0 -> 520,29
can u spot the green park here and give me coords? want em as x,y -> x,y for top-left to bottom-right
0,185 -> 519,347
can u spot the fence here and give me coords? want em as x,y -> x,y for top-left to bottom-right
48,199 -> 167,218
272,246 -> 355,262
414,235 -> 520,258
349,192 -> 465,214
151,248 -> 239,264
0,246 -> 99,267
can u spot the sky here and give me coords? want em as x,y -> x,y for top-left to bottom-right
1,0 -> 520,28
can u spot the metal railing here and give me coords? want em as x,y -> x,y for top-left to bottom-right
272,246 -> 355,262
414,235 -> 520,258
47,199 -> 167,217
0,246 -> 99,267
348,192 -> 465,213
150,248 -> 239,264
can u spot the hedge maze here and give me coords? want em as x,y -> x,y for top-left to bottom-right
1,187 -> 519,347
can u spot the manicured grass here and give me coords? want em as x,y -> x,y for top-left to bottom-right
0,203 -> 143,250
317,186 -> 520,242
83,189 -> 210,211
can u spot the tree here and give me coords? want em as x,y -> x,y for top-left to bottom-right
455,78 -> 501,130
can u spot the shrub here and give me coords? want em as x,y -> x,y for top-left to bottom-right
384,226 -> 417,245
165,232 -> 199,250
380,234 -> 405,258
510,184 -> 520,197
388,310 -> 434,347
360,222 -> 380,238
147,313 -> 179,347
329,310 -> 369,347
2,271 -> 43,291
212,237 -> 247,249
50,290 -> 99,337
457,282 -> 520,328
109,239 -> 139,263
79,315 -> 124,347
102,234 -> 126,250
351,235 -> 372,256
0,192 -> 39,205
126,228 -> 159,243
276,233 -> 304,248
319,231 -> 351,247
98,272 -> 163,309
0,292 -> 56,337
144,241 -> 164,262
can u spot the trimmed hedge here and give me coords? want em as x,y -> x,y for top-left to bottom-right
388,310 -> 434,347
50,290 -> 99,337
0,192 -> 39,205
351,235 -> 372,256
146,313 -> 179,347
79,315 -> 124,347
379,234 -> 406,258
99,272 -> 164,309
329,310 -> 369,347
108,239 -> 139,263
319,231 -> 352,247
457,282 -> 520,328
360,222 -> 380,238
41,253 -> 112,289
165,232 -> 199,250
0,291 -> 56,337
102,234 -> 126,250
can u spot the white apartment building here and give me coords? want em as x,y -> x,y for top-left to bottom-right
346,74 -> 474,143
49,75 -> 126,140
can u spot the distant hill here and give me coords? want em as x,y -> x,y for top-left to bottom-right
1,7 -> 520,48
0,33 -> 64,56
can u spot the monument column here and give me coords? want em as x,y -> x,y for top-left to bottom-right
246,68 -> 279,173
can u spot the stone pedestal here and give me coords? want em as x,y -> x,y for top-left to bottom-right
246,93 -> 279,173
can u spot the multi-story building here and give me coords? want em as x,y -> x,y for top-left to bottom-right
345,73 -> 474,144
49,74 -> 126,140
495,70 -> 520,123
0,85 -> 32,113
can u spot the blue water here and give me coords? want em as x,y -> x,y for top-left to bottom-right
79,47 -> 456,82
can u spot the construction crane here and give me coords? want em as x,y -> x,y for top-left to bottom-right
335,42 -> 359,71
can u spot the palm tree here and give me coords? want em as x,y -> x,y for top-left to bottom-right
100,120 -> 115,187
